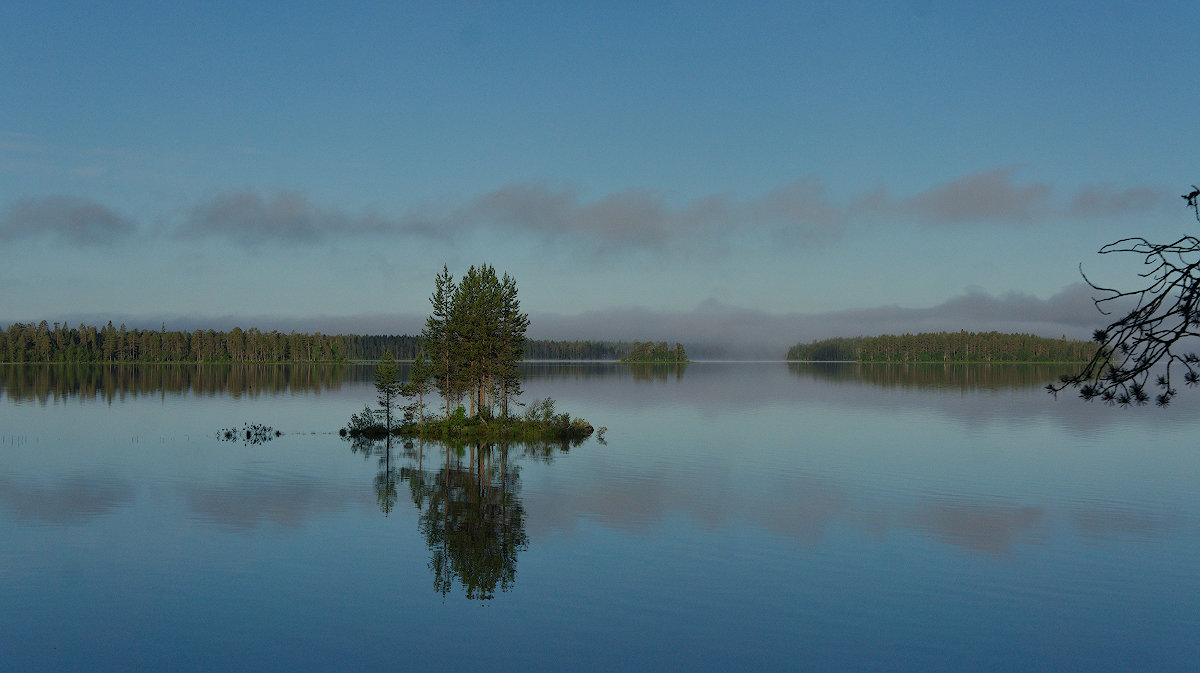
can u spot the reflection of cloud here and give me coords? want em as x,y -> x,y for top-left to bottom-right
909,497 -> 1044,556
524,462 -> 846,543
0,474 -> 136,524
757,473 -> 847,542
1071,506 -> 1170,541
185,473 -> 365,530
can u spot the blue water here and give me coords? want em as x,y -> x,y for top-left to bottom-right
1,363 -> 1197,671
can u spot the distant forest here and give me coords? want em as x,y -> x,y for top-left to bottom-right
0,321 -> 631,363
786,331 -> 1098,363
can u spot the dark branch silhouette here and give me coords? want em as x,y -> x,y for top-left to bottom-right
1048,185 -> 1200,406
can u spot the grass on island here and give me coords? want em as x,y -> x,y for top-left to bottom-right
341,397 -> 600,443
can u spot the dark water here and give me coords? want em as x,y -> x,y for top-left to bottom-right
1,362 -> 1197,672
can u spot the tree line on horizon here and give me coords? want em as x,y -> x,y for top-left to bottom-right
0,320 -> 634,364
786,331 -> 1098,363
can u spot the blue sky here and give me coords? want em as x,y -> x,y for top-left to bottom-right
2,2 -> 1198,354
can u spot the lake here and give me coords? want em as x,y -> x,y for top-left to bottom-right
2,362 -> 1197,672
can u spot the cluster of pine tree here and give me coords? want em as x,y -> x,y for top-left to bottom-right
620,341 -> 688,363
786,331 -> 1098,363
524,339 -> 629,360
0,321 -> 351,363
419,265 -> 530,419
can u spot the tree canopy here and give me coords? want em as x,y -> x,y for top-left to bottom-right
419,264 -> 529,420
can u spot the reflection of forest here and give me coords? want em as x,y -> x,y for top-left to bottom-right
788,362 -> 1081,390
0,362 -> 672,403
351,436 -> 569,600
0,363 -> 356,403
2,362 -> 1081,404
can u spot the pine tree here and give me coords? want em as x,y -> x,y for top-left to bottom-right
404,350 -> 434,424
422,265 -> 458,417
374,351 -> 401,432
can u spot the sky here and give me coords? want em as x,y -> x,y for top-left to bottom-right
2,1 -> 1198,356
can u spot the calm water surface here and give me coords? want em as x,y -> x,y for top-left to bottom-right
1,362 -> 1197,672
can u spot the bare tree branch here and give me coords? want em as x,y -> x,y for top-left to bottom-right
1048,186 -> 1200,406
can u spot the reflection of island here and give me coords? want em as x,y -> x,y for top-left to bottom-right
352,435 -> 575,600
787,362 -> 1079,391
628,362 -> 687,382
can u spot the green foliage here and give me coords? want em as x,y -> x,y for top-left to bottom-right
419,264 -> 529,419
0,321 -> 361,363
401,350 -> 434,424
786,331 -> 1099,363
374,352 -> 401,430
621,341 -> 689,363
346,405 -> 386,438
524,339 -> 630,360
361,396 -> 594,443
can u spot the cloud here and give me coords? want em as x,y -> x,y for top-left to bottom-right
4,169 -> 1169,253
446,178 -> 846,252
900,167 -> 1054,223
6,167 -> 1173,251
1067,185 -> 1169,217
857,168 -> 1168,226
172,178 -> 847,253
179,190 -> 397,246
456,183 -> 676,250
0,195 -> 137,244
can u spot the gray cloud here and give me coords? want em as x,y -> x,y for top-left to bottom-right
857,168 -> 1170,226
169,179 -> 850,253
446,178 -> 846,252
0,195 -> 137,244
1067,185 -> 1169,218
5,169 -> 1169,251
179,190 -> 396,246
172,172 -> 1169,253
900,167 -> 1053,224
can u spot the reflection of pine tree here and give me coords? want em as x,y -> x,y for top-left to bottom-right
402,442 -> 528,600
374,437 -> 399,516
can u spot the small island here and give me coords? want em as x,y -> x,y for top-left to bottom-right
620,341 -> 689,363
342,264 -> 599,444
